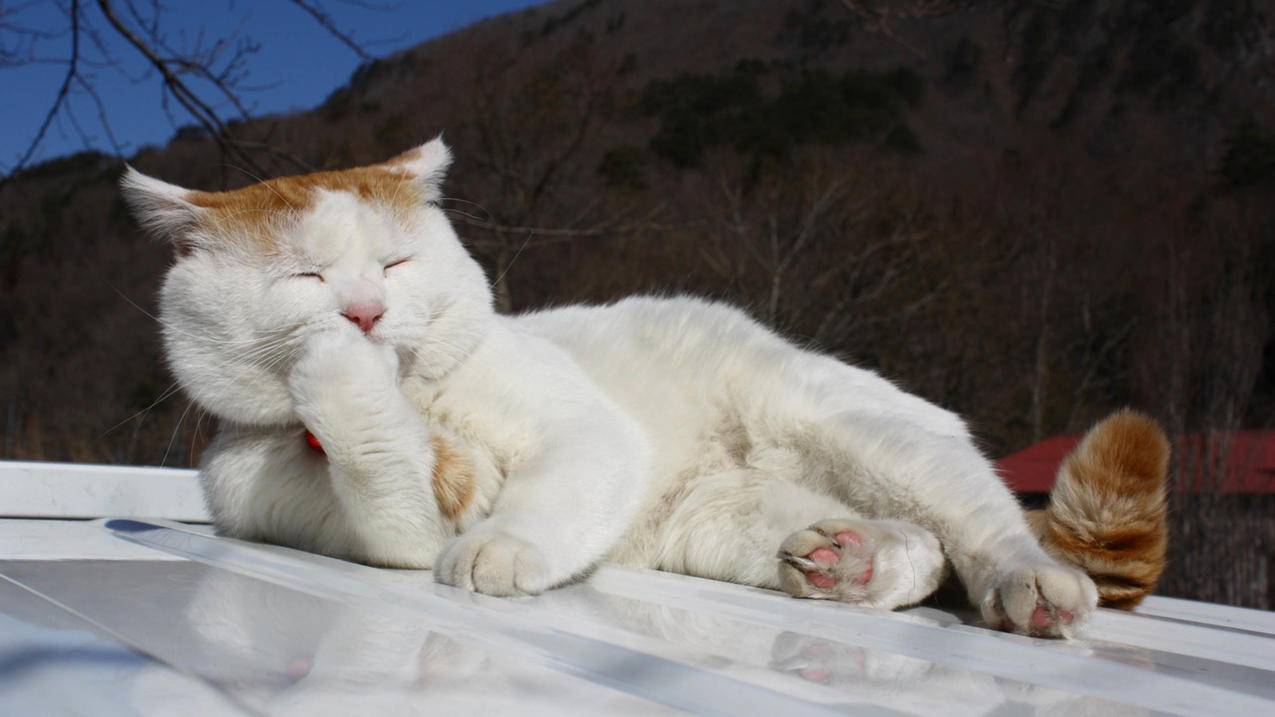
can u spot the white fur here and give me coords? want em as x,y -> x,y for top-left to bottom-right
391,134 -> 452,200
127,139 -> 1098,636
120,166 -> 206,244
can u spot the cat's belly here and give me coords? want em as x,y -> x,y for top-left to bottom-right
511,297 -> 811,565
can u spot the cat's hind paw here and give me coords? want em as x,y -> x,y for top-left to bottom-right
434,530 -> 550,597
778,519 -> 947,610
978,561 -> 1098,638
777,520 -> 879,604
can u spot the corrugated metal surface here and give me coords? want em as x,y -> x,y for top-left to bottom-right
2,516 -> 1272,716
0,461 -> 209,522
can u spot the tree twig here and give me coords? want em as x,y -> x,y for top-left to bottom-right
4,0 -> 79,179
94,0 -> 267,175
286,0 -> 372,60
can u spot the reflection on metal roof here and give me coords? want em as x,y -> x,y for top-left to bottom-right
2,515 -> 1273,715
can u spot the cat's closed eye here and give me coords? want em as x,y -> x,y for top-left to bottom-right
292,272 -> 324,282
384,257 -> 412,276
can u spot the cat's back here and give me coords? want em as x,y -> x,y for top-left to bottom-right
514,295 -> 786,379
513,295 -> 967,449
511,296 -> 798,461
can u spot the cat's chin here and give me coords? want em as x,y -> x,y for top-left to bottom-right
189,380 -> 298,427
169,351 -> 299,428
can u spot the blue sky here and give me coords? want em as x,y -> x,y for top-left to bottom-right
2,1 -> 548,174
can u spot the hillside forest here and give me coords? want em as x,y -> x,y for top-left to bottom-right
2,0 -> 1273,607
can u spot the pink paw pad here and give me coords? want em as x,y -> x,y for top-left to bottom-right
1031,605 -> 1052,629
803,570 -> 838,589
802,547 -> 840,589
799,667 -> 832,682
801,540 -> 873,589
855,561 -> 873,585
807,547 -> 840,567
833,531 -> 862,547
1029,604 -> 1074,629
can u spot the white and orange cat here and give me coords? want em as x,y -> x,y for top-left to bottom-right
123,138 -> 1168,638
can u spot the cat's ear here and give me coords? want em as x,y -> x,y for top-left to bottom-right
120,166 -> 206,252
386,136 -> 452,200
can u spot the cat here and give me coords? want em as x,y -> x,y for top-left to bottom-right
121,138 -> 1168,638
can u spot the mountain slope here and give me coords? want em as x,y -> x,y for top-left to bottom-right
1,0 -> 1271,468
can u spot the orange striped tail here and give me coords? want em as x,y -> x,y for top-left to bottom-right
1027,409 -> 1170,609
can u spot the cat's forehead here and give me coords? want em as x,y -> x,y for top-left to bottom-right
186,166 -> 420,248
294,190 -> 400,261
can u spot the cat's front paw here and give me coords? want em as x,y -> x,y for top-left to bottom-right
978,560 -> 1098,638
288,329 -> 400,426
290,327 -> 399,392
434,530 -> 550,597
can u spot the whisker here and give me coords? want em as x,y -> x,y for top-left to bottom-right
189,408 -> 210,468
492,232 -> 533,288
99,380 -> 183,439
440,207 -> 492,223
107,282 -> 266,348
384,171 -> 412,212
221,164 -> 297,211
161,400 -> 195,468
439,196 -> 494,220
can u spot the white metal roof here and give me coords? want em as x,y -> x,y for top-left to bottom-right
1,461 -> 1272,715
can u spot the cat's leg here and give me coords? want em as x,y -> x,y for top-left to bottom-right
287,328 -> 450,568
770,355 -> 1099,636
655,471 -> 948,610
432,331 -> 653,597
432,419 -> 650,597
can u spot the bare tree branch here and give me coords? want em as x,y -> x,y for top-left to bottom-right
5,0 -> 79,179
450,205 -> 676,246
74,72 -> 123,155
94,0 -> 267,174
3,0 -> 385,178
838,0 -> 971,58
286,0 -> 372,61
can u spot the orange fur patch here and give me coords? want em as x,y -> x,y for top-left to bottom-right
1029,410 -> 1170,609
1065,409 -> 1171,498
187,165 -> 419,245
430,435 -> 475,522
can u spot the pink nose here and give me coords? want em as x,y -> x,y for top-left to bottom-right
342,302 -> 384,333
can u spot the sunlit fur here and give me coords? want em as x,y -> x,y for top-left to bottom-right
124,139 -> 1169,637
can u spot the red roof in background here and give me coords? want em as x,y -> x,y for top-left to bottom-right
996,430 -> 1275,494
997,436 -> 1081,493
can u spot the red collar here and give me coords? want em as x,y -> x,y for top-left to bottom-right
303,430 -> 325,455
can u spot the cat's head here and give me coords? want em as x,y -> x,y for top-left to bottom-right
122,138 -> 494,426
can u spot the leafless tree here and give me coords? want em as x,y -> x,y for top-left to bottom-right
450,31 -> 668,310
1,0 -> 391,182
1143,204 -> 1274,608
693,153 -> 947,349
837,0 -> 974,56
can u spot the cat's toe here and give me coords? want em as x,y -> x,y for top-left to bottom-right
434,531 -> 549,597
980,561 -> 1098,638
778,529 -> 838,594
808,519 -> 871,553
777,523 -> 875,602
